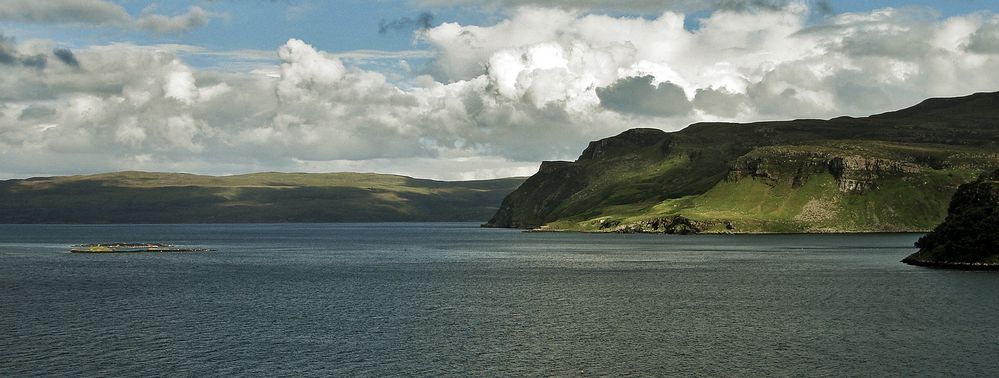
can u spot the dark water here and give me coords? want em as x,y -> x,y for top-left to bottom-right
2,224 -> 998,376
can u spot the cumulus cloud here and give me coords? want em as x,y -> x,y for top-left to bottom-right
276,39 -> 347,100
2,3 -> 999,180
0,0 -> 215,34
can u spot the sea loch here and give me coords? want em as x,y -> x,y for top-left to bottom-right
2,223 -> 998,376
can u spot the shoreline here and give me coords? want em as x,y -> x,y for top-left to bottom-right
901,257 -> 999,270
517,227 -> 929,236
69,248 -> 212,253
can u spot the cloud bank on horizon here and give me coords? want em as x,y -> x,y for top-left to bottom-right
1,0 -> 999,180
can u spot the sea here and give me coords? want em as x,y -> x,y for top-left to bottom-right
2,223 -> 997,376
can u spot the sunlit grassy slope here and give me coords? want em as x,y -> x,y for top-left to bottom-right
547,166 -> 976,233
488,92 -> 999,233
0,171 -> 525,223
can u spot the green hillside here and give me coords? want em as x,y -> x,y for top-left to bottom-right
485,92 -> 999,233
0,171 -> 525,223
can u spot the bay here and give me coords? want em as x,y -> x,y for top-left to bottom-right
2,223 -> 997,376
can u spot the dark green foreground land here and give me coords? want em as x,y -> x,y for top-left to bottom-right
903,169 -> 999,269
0,172 -> 524,223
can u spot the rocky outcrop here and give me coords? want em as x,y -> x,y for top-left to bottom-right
728,148 -> 921,193
607,216 -> 718,234
903,168 -> 999,268
827,156 -> 921,193
727,149 -> 832,187
578,128 -> 669,161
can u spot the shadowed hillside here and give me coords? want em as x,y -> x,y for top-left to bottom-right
0,172 -> 525,223
485,92 -> 999,233
903,168 -> 999,268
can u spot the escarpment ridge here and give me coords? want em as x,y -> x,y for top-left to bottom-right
486,91 -> 999,233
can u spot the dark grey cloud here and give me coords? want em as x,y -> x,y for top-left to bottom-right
53,48 -> 80,67
0,34 -> 47,68
0,34 -> 20,64
597,76 -> 693,117
379,12 -> 434,34
17,55 -> 47,68
693,87 -> 746,118
966,21 -> 999,54
18,105 -> 57,121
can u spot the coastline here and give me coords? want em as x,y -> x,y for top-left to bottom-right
901,256 -> 999,271
517,226 -> 930,235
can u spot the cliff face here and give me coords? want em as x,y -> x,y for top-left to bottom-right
486,128 -> 677,228
904,169 -> 999,267
485,161 -> 588,228
485,91 -> 999,233
729,149 -> 923,194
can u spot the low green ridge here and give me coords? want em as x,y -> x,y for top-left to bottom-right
486,91 -> 999,233
0,171 -> 525,223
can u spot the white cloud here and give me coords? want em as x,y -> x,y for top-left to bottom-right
163,67 -> 198,104
276,39 -> 347,101
0,0 -> 129,25
1,3 -> 999,180
114,117 -> 146,146
414,0 -> 831,13
0,0 -> 215,34
162,115 -> 204,152
136,6 -> 211,35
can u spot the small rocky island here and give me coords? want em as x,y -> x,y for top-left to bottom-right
70,243 -> 212,253
903,168 -> 999,269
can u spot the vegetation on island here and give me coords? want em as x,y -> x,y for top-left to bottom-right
485,91 -> 999,233
903,169 -> 999,268
0,171 -> 524,223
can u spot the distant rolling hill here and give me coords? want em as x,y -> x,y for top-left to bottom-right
486,91 -> 999,233
0,171 -> 526,223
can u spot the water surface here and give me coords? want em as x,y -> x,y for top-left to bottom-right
2,224 -> 997,376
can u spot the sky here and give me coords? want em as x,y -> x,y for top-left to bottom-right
1,0 -> 998,180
